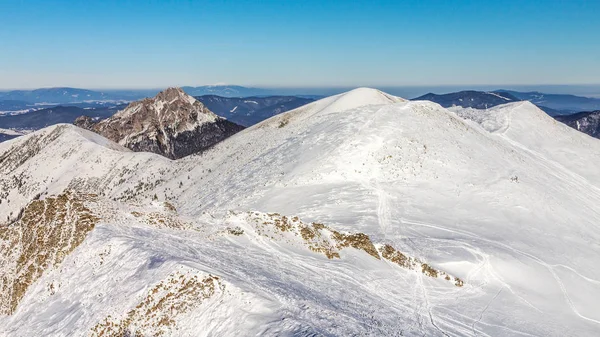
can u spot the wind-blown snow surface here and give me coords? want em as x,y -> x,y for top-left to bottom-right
1,88 -> 600,336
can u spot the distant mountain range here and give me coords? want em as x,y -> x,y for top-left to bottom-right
182,85 -> 275,97
0,100 -> 32,111
413,91 -> 521,109
0,88 -> 139,104
0,85 -> 284,106
413,90 -> 600,116
0,104 -> 126,131
3,85 -> 599,111
195,95 -> 315,126
555,110 -> 600,138
4,86 -> 600,143
500,90 -> 600,113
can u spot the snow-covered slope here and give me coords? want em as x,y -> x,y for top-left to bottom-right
1,88 -> 600,336
451,102 -> 600,184
0,124 -> 172,219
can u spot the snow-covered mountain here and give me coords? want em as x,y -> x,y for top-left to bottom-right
74,87 -> 244,159
413,90 -> 600,139
1,88 -> 600,336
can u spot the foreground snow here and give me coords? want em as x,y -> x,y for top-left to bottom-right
1,88 -> 600,336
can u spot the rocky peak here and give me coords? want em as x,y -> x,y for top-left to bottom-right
117,87 -> 217,126
154,87 -> 192,103
74,87 -> 244,159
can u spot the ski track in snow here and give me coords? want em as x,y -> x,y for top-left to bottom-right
402,217 -> 600,326
418,273 -> 451,337
472,288 -> 503,336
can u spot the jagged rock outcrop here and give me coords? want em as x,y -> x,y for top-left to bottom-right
74,87 -> 244,159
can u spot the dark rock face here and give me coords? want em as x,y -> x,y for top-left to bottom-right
167,119 -> 243,159
413,91 -> 520,109
121,119 -> 244,159
75,87 -> 245,159
555,111 -> 600,139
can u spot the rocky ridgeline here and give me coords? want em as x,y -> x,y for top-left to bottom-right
227,211 -> 464,287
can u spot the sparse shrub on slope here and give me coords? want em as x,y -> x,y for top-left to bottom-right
90,270 -> 222,337
230,212 -> 463,287
0,191 -> 99,314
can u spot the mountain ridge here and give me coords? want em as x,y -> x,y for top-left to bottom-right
1,88 -> 600,336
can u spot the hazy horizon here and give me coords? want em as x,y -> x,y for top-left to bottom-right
2,84 -> 600,99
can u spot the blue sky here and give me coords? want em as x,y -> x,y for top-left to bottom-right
1,0 -> 599,89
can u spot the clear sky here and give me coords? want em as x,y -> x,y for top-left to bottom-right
1,0 -> 599,89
